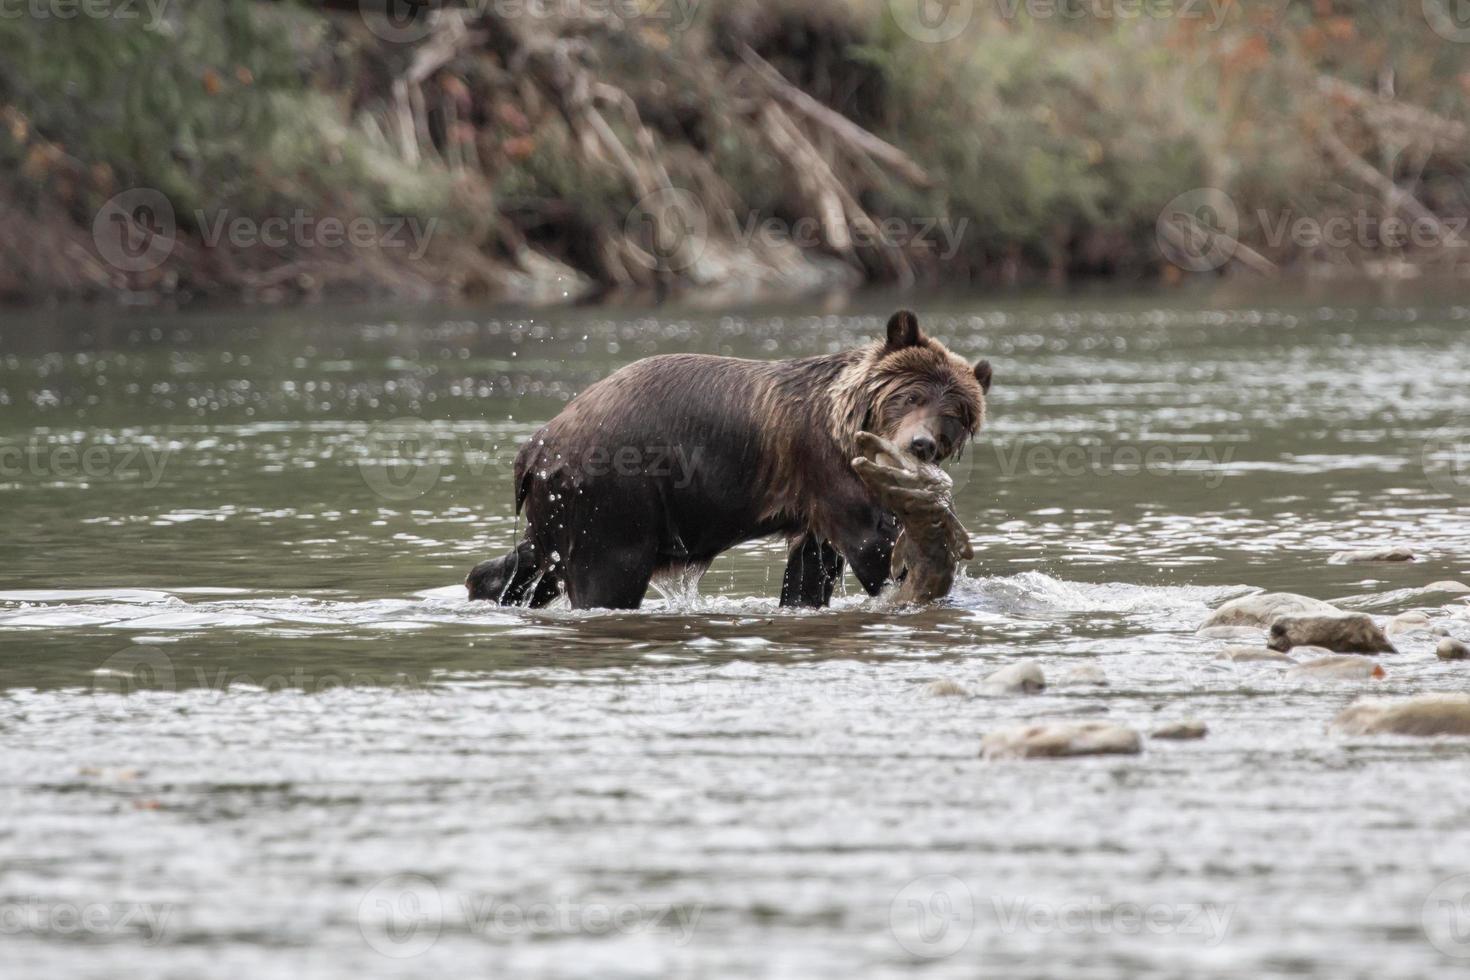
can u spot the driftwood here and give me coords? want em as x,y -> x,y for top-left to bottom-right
739,45 -> 932,188
1316,126 -> 1465,249
1316,75 -> 1469,152
851,432 -> 974,605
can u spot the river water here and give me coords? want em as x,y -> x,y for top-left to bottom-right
2,289 -> 1469,978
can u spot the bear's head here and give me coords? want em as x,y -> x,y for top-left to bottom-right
860,310 -> 991,464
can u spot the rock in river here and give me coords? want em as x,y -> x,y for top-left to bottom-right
1330,694 -> 1470,736
1387,611 -> 1431,636
1437,638 -> 1470,661
1202,592 -> 1341,629
982,721 -> 1142,759
1286,655 -> 1386,682
1058,664 -> 1108,686
927,679 -> 972,697
1151,720 -> 1208,740
981,662 -> 1046,694
1215,646 -> 1296,664
1267,614 -> 1396,655
1329,546 -> 1416,564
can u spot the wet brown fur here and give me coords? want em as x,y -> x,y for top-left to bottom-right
470,310 -> 991,609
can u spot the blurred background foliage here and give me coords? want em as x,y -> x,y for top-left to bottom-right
1,0 -> 1468,303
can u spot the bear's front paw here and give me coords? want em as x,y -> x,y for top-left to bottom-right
851,431 -> 974,604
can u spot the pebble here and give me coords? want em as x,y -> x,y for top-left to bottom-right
1058,665 -> 1108,686
927,679 -> 971,697
981,662 -> 1046,694
1267,614 -> 1396,655
1202,592 -> 1341,629
1330,694 -> 1470,736
981,721 -> 1142,759
1329,546 -> 1416,564
1437,638 -> 1470,661
1215,646 -> 1295,664
1387,611 -> 1432,636
1425,581 -> 1470,594
1286,655 -> 1387,681
1151,720 -> 1207,740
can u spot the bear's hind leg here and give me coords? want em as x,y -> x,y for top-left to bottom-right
779,534 -> 844,608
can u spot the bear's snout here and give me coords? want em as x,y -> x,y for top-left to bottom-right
909,435 -> 938,462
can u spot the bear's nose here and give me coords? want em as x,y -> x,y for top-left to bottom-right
909,435 -> 938,462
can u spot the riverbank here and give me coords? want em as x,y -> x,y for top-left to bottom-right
3,1 -> 1470,306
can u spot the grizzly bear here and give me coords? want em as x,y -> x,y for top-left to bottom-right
465,310 -> 991,609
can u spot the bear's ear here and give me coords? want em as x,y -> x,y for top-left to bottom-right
973,359 -> 992,394
885,310 -> 925,350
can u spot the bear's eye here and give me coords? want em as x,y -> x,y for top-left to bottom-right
904,392 -> 922,406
